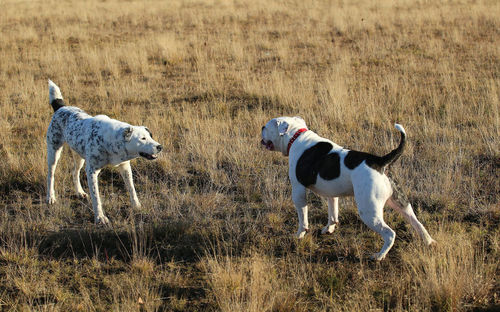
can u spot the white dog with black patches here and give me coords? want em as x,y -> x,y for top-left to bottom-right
261,116 -> 436,260
46,80 -> 163,225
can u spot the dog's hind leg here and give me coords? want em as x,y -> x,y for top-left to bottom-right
118,161 -> 141,209
47,144 -> 63,204
387,178 -> 436,245
386,197 -> 436,246
71,150 -> 87,199
357,202 -> 395,261
353,174 -> 395,261
322,197 -> 339,234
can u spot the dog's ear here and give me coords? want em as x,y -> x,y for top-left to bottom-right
123,127 -> 133,141
144,127 -> 153,139
277,120 -> 289,136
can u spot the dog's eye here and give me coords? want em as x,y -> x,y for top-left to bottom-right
141,137 -> 146,140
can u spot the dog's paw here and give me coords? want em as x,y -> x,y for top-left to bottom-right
95,215 -> 110,226
427,238 -> 438,247
76,192 -> 89,200
369,252 -> 385,261
131,201 -> 142,210
47,196 -> 57,205
295,228 -> 309,239
321,224 -> 337,235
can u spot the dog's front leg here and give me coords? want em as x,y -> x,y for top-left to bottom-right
86,166 -> 109,225
118,161 -> 141,209
292,185 -> 309,238
322,197 -> 339,234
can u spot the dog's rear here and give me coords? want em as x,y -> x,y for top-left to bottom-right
48,80 -> 65,112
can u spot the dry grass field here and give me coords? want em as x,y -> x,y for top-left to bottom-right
0,0 -> 498,310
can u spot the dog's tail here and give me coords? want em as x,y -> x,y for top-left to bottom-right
376,123 -> 406,168
48,79 -> 65,112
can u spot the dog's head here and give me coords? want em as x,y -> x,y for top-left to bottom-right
123,126 -> 163,160
261,116 -> 307,156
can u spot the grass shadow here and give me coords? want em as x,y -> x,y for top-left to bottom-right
172,91 -> 285,117
38,221 -> 207,263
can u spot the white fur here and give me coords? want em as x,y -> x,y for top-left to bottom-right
262,117 -> 436,260
46,80 -> 162,225
48,79 -> 63,102
394,123 -> 405,135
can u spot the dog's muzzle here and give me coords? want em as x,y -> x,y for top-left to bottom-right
261,139 -> 274,151
139,145 -> 162,160
139,152 -> 158,160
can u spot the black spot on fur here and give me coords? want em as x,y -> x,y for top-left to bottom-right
50,99 -> 65,112
344,150 -> 383,171
344,130 -> 406,172
296,142 -> 341,187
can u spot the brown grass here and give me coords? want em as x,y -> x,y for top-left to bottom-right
0,0 -> 498,310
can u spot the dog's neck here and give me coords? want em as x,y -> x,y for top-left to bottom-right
284,128 -> 308,156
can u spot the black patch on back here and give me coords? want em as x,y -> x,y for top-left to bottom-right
344,130 -> 406,172
51,99 -> 65,112
296,142 -> 341,187
344,150 -> 383,172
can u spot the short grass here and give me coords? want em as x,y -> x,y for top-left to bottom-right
0,0 -> 498,311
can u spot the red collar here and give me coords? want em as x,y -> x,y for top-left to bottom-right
287,128 -> 308,156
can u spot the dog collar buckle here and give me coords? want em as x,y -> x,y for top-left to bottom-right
287,128 -> 308,156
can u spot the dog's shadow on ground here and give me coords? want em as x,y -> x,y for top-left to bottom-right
38,222 -> 205,263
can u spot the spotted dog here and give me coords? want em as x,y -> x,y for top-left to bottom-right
46,80 -> 163,225
261,116 -> 436,260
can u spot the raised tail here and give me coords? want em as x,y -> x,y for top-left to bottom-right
48,79 -> 65,112
376,123 -> 406,168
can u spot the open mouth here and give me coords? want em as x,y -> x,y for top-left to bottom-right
261,139 -> 274,151
139,152 -> 158,160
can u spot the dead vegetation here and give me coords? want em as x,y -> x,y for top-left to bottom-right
0,0 -> 498,310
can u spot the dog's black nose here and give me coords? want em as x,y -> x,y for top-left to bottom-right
157,145 -> 163,152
